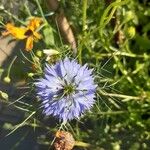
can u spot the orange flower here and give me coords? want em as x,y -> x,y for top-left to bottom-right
25,17 -> 42,51
2,23 -> 27,39
2,17 -> 43,51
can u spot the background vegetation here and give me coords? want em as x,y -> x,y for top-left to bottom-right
0,0 -> 150,149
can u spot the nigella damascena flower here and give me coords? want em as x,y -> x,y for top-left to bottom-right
35,57 -> 97,122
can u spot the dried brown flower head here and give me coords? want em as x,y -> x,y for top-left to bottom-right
54,131 -> 75,150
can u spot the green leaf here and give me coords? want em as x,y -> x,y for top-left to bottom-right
43,25 -> 55,46
135,35 -> 150,50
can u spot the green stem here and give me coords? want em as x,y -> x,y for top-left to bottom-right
91,51 -> 147,59
75,141 -> 90,147
98,89 -> 140,100
0,21 -> 5,26
7,56 -> 17,77
78,0 -> 88,64
55,18 -> 64,46
3,10 -> 26,25
6,111 -> 36,136
30,51 -> 43,74
78,42 -> 83,64
99,0 -> 129,38
92,109 -> 146,116
35,0 -> 47,21
24,1 -> 32,17
82,0 -> 87,32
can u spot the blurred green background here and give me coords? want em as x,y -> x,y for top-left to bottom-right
0,0 -> 150,149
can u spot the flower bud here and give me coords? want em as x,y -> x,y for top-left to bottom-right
28,72 -> 34,77
125,26 -> 136,39
0,5 -> 4,10
0,91 -> 8,100
36,50 -> 43,57
3,76 -> 11,83
124,11 -> 134,22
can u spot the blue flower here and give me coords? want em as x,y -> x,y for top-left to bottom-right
35,57 -> 97,122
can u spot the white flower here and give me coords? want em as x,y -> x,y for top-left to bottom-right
43,49 -> 59,61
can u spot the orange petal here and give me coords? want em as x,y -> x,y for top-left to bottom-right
28,17 -> 43,31
4,23 -> 27,39
2,31 -> 10,36
13,28 -> 27,39
26,36 -> 33,51
5,23 -> 15,31
2,23 -> 15,36
33,32 -> 42,40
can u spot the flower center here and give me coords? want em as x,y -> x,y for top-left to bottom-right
63,84 -> 75,96
24,29 -> 33,36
